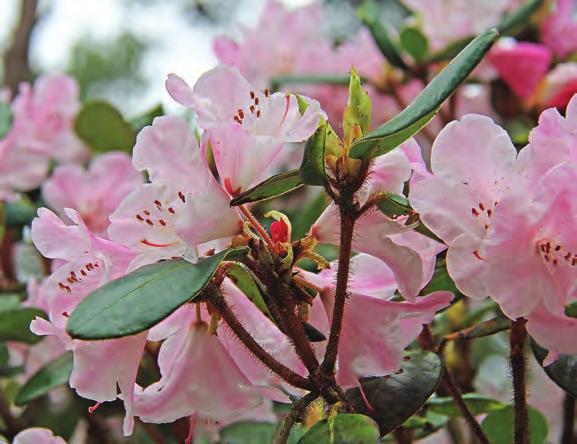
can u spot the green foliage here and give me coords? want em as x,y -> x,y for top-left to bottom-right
399,26 -> 428,62
67,32 -> 147,101
300,120 -> 328,186
498,0 -> 545,36
481,405 -> 548,444
129,104 -> 164,132
345,351 -> 442,436
427,394 -> 505,417
67,249 -> 245,339
349,29 -> 499,160
421,259 -> 459,295
290,191 -> 329,240
74,101 -> 136,153
226,263 -> 270,317
219,421 -> 305,444
298,414 -> 380,444
4,197 -> 37,226
15,353 -> 73,406
270,74 -> 352,91
0,308 -> 47,344
358,1 -> 408,70
230,170 -> 303,206
0,102 -> 12,140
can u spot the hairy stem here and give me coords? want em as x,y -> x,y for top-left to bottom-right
510,317 -> 529,444
321,203 -> 356,374
239,204 -> 274,247
562,393 -> 575,444
274,391 -> 318,444
209,286 -> 313,390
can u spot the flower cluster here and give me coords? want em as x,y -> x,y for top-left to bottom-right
2,1 -> 577,443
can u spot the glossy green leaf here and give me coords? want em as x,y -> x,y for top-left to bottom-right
345,350 -> 442,436
15,353 -> 73,406
67,249 -> 245,340
376,193 -> 412,218
299,120 -> 327,186
481,405 -> 548,444
129,103 -> 164,132
350,29 -> 499,160
400,26 -> 428,61
0,102 -> 12,140
0,308 -> 47,343
380,411 -> 448,442
226,263 -> 270,317
428,394 -> 505,417
298,414 -> 380,444
5,197 -> 38,226
75,101 -> 136,153
422,259 -> 458,295
230,170 -> 303,206
359,2 -> 408,70
291,191 -> 328,240
498,0 -> 544,36
533,341 -> 577,397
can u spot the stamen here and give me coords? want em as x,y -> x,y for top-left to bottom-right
141,239 -> 179,248
479,202 -> 485,211
146,219 -> 154,226
250,90 -> 255,99
472,208 -> 479,217
178,191 -> 186,203
159,219 -> 166,226
264,88 -> 270,97
136,215 -> 144,221
168,207 -> 176,214
88,402 -> 101,414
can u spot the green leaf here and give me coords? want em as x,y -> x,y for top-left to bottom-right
422,259 -> 459,295
428,394 -> 505,417
74,101 -> 136,153
5,197 -> 38,226
298,414 -> 380,444
358,2 -> 408,70
220,421 -> 276,444
300,120 -> 327,186
481,405 -> 548,444
399,26 -> 428,61
498,0 -> 545,36
226,263 -> 270,317
230,170 -> 303,206
0,308 -> 47,343
0,102 -> 13,140
565,300 -> 577,318
533,341 -> 577,397
350,29 -> 499,160
291,191 -> 328,240
129,103 -> 164,132
15,353 -> 73,406
67,249 -> 245,340
376,193 -> 412,218
343,68 -> 371,146
345,350 -> 442,436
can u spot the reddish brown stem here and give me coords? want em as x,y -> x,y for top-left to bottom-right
209,286 -> 313,391
510,318 -> 529,444
239,204 -> 274,247
321,204 -> 356,374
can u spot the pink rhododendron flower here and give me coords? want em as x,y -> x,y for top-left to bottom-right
312,139 -> 445,299
166,66 -> 322,194
29,208 -> 146,435
12,428 -> 67,444
214,1 -> 330,89
42,152 -> 143,235
133,304 -> 262,425
489,39 -> 552,98
411,108 -> 577,356
541,0 -> 577,57
303,254 -> 452,387
10,74 -> 89,164
108,115 -> 242,269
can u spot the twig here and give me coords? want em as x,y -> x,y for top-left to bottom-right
510,317 -> 529,444
0,390 -> 23,439
3,0 -> 38,96
239,204 -> 274,247
273,391 -> 318,444
209,286 -> 313,391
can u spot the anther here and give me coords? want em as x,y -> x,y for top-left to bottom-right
178,191 -> 186,202
250,91 -> 255,99
159,219 -> 166,226
256,110 -> 261,118
472,208 -> 479,217
146,219 -> 154,226
250,105 -> 255,113
143,210 -> 151,216
233,116 -> 241,124
136,214 -> 144,221
254,97 -> 259,105
479,202 -> 485,211
555,245 -> 562,251
487,209 -> 493,217
154,199 -> 162,207
168,207 -> 176,214
264,88 -> 269,97
238,109 -> 244,119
